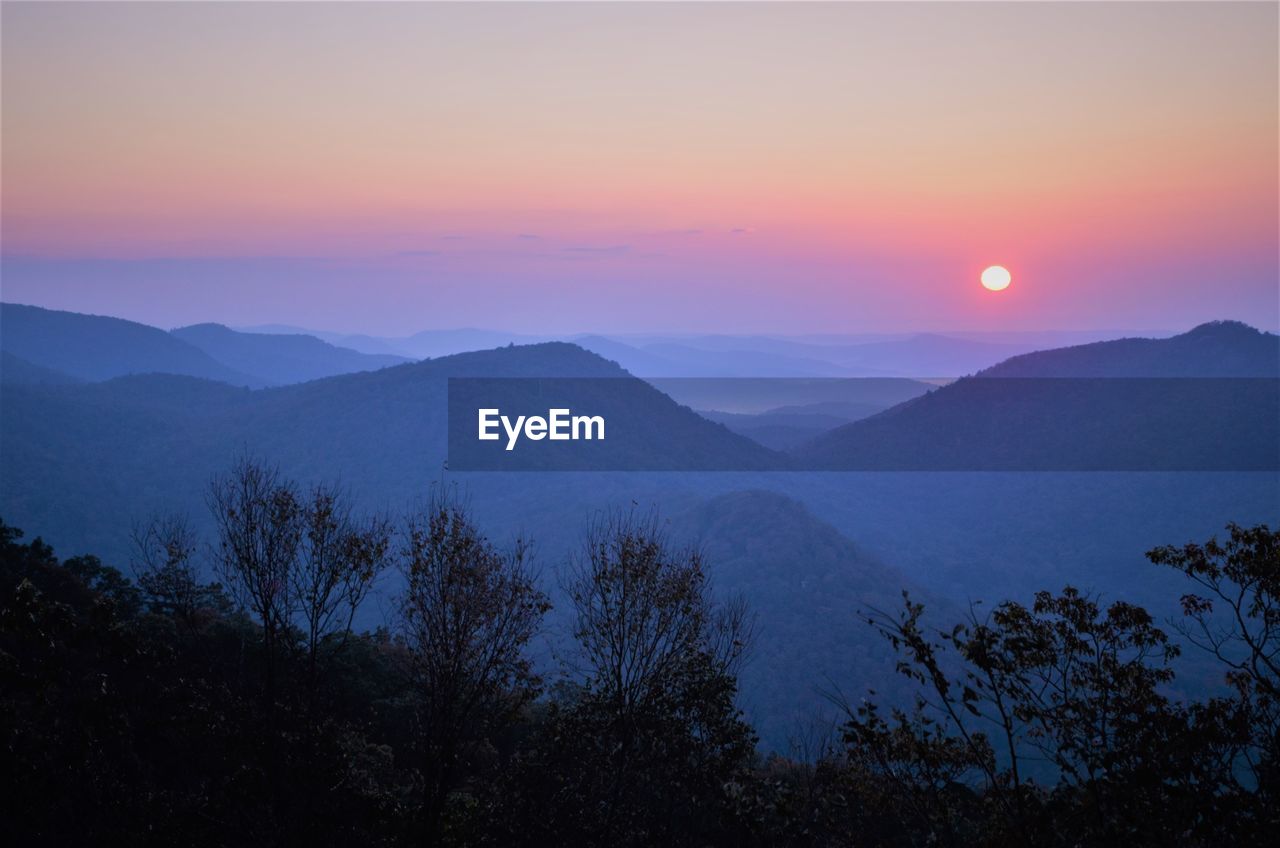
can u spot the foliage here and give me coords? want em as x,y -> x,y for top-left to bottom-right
489,512 -> 759,846
2,482 -> 1278,845
804,524 -> 1280,847
398,491 -> 549,840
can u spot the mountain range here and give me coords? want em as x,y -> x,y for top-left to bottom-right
171,322 -> 410,384
791,321 -> 1279,471
4,304 -> 1275,474
1,304 -> 411,388
239,321 -> 1145,378
2,304 -> 1277,749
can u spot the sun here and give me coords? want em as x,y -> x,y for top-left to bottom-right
981,265 -> 1011,291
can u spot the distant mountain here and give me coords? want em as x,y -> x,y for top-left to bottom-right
702,399 -> 904,451
792,322 -> 1280,471
826,333 -> 1031,377
0,342 -> 783,552
235,327 -> 1144,378
171,323 -> 410,385
3,320 -> 1276,745
979,320 -> 1279,377
671,490 -> 947,751
0,303 -> 261,386
633,342 -> 862,377
592,332 -> 1035,377
237,324 -> 549,359
237,324 -> 414,357
398,328 -> 550,359
700,409 -> 859,451
572,335 -> 689,377
765,399 -> 892,418
649,377 -> 933,414
0,351 -> 81,385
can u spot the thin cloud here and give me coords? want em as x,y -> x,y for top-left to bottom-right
562,245 -> 630,255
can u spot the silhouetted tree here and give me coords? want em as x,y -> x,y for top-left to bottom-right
294,483 -> 393,691
6,495 -> 1279,848
496,511 -> 757,847
208,456 -> 304,704
131,512 -> 228,627
832,581 -> 1261,846
566,510 -> 752,714
1149,522 -> 1280,836
399,492 -> 549,840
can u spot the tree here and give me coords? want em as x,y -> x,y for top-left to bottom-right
566,510 -> 751,716
837,583 -> 1259,846
208,456 -> 304,703
293,483 -> 393,691
131,512 -> 228,628
1148,522 -> 1280,834
499,510 -> 757,847
398,492 -> 549,839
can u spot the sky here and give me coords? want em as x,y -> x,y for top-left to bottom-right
2,1 -> 1276,336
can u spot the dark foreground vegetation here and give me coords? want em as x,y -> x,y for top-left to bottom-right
2,458 -> 1276,847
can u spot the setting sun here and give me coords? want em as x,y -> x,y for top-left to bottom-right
981,265 -> 1012,292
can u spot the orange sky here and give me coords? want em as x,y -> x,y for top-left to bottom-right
2,1 -> 1276,334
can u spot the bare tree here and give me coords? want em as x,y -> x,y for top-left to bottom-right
1148,523 -> 1280,776
399,492 -> 549,835
208,455 -> 303,701
565,509 -> 752,715
554,509 -> 756,844
292,482 -> 393,689
130,512 -> 206,624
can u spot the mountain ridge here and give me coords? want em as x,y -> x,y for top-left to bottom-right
792,321 -> 1279,470
0,303 -> 263,386
171,322 -> 410,385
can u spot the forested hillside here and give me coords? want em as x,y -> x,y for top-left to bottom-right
3,490 -> 1276,846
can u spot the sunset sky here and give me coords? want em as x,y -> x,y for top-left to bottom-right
2,1 -> 1276,335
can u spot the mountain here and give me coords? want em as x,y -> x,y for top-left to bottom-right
648,377 -> 933,414
572,335 -> 690,376
533,335 -> 866,378
766,399 -> 893,418
700,409 -> 859,451
2,316 -> 1276,747
237,324 -> 550,358
0,341 -> 784,553
0,351 -> 81,385
398,328 -> 550,359
0,303 -> 262,386
594,332 -> 1037,377
701,399 -> 909,451
671,490 -> 949,751
171,323 -> 410,385
823,333 -> 1032,376
792,322 -> 1280,471
235,328 -> 1144,379
237,324 -> 414,357
979,320 -> 1279,377
629,342 -> 863,377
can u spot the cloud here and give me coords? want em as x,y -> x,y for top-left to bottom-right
562,245 -> 630,255
394,250 -> 441,257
